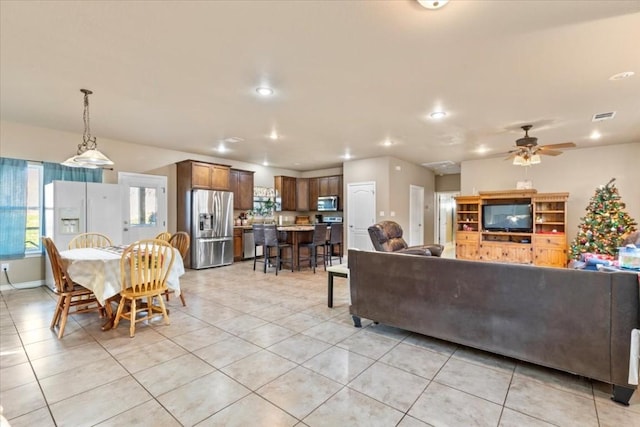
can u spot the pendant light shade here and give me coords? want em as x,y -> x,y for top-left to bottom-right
62,89 -> 113,168
417,0 -> 449,10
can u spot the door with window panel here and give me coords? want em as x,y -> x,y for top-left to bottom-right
118,172 -> 167,244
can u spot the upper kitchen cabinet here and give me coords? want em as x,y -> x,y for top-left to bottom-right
318,176 -> 342,197
178,160 -> 231,191
309,178 -> 319,211
274,176 -> 297,211
308,175 -> 343,211
230,169 -> 254,211
296,178 -> 309,212
319,175 -> 343,210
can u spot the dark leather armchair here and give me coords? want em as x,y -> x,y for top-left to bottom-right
368,221 -> 444,256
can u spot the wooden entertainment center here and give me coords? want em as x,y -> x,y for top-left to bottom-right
455,190 -> 569,268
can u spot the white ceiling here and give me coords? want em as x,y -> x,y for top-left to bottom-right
1,1 -> 639,174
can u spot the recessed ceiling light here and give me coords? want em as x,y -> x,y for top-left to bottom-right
417,0 -> 449,10
609,71 -> 635,81
217,144 -> 227,153
383,139 -> 393,147
256,86 -> 274,96
263,161 -> 269,166
429,111 -> 447,120
590,130 -> 601,140
342,153 -> 352,160
475,146 -> 490,154
269,130 -> 279,140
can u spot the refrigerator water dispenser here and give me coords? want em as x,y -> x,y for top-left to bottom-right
58,207 -> 81,234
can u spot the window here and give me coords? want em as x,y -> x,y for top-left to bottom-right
0,158 -> 102,258
26,163 -> 43,254
129,186 -> 158,226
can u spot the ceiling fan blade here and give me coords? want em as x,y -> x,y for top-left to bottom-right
539,142 -> 576,150
504,152 -> 518,160
537,149 -> 563,156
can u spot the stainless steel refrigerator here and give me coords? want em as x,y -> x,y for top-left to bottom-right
191,189 -> 234,269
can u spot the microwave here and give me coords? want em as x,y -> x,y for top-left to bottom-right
317,195 -> 339,211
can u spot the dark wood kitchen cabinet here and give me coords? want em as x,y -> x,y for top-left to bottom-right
274,176 -> 297,211
296,178 -> 309,211
230,169 -> 254,211
233,228 -> 243,261
178,160 -> 230,191
309,177 -> 319,211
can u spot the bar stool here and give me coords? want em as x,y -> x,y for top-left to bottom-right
298,223 -> 329,273
264,225 -> 294,275
326,223 -> 343,266
253,224 -> 266,272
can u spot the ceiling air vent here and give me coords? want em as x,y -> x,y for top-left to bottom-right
421,160 -> 456,171
592,111 -> 615,122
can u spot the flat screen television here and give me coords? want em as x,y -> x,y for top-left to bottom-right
482,203 -> 533,233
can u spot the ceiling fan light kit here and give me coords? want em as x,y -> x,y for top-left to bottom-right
507,124 -> 575,166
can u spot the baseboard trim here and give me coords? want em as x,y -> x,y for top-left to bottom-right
0,280 -> 46,292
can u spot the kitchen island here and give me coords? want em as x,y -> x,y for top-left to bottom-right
276,225 -> 315,270
236,224 -> 335,270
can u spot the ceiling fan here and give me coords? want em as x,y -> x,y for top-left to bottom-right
506,125 -> 576,165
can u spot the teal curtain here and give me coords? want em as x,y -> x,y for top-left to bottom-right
0,158 -> 28,258
43,162 -> 102,185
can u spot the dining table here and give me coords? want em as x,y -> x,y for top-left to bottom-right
60,245 -> 185,329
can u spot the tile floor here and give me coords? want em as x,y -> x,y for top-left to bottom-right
1,260 -> 639,426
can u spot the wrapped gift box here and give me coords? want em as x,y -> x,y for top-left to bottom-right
618,246 -> 640,270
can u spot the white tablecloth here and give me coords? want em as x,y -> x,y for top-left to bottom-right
60,247 -> 184,305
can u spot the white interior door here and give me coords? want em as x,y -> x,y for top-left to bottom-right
347,181 -> 376,250
409,185 -> 424,246
118,172 -> 167,244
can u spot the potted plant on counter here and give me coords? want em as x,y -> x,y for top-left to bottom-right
251,198 -> 276,224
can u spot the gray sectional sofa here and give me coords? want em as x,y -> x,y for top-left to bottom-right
348,249 -> 640,404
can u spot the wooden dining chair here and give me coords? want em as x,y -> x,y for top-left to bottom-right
42,237 -> 104,338
155,231 -> 172,241
163,231 -> 190,306
114,239 -> 176,337
68,232 -> 113,249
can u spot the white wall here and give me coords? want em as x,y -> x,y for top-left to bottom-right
461,142 -> 640,238
343,156 -> 436,245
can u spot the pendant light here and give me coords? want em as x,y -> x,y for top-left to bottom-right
417,0 -> 450,10
62,89 -> 113,167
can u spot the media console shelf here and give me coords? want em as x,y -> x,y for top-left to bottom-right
455,190 -> 568,267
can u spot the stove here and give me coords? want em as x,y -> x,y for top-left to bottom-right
323,216 -> 343,223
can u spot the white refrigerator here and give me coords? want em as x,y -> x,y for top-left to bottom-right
44,181 -> 123,290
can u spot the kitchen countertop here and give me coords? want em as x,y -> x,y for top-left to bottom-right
234,224 -> 331,231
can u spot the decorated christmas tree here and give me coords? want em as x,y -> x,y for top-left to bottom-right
569,178 -> 637,260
